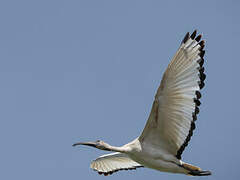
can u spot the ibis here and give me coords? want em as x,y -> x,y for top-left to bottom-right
73,30 -> 211,176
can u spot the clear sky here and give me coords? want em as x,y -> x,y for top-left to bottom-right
0,0 -> 239,180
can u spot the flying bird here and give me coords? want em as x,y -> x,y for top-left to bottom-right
73,30 -> 211,176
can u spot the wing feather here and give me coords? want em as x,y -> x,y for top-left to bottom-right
91,152 -> 143,176
139,30 -> 206,159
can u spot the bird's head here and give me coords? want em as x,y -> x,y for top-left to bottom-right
72,140 -> 111,151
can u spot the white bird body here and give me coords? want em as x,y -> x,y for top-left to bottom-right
124,139 -> 187,174
73,30 -> 211,176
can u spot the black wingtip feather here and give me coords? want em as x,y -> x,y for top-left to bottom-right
198,81 -> 205,89
199,73 -> 206,81
199,40 -> 205,47
195,91 -> 201,99
198,67 -> 205,73
190,30 -> 197,39
198,58 -> 204,67
191,122 -> 196,130
195,106 -> 200,114
194,99 -> 201,106
192,113 -> 197,121
182,32 -> 190,44
199,50 -> 205,58
195,34 -> 202,42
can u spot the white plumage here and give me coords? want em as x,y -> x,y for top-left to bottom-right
73,30 -> 211,176
90,152 -> 143,174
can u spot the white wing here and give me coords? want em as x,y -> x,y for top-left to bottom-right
139,30 -> 206,159
91,152 -> 143,176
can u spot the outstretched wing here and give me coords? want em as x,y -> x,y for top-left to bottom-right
139,30 -> 206,159
91,152 -> 143,176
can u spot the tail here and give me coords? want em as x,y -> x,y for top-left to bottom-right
182,162 -> 212,176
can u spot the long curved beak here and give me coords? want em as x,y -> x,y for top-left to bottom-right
72,141 -> 97,148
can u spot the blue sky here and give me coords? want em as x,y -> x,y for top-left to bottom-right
0,0 -> 239,179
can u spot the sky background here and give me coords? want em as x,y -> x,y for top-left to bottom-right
0,0 -> 239,180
